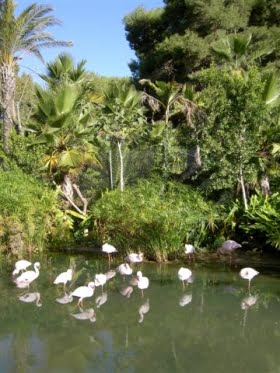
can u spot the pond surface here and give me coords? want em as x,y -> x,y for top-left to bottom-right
1,253 -> 280,373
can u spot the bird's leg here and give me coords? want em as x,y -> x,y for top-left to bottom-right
248,280 -> 251,294
108,253 -> 111,267
229,254 -> 232,266
141,290 -> 144,298
63,283 -> 66,291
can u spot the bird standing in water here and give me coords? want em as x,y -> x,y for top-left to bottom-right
239,267 -> 259,292
102,243 -> 117,265
178,267 -> 192,289
137,271 -> 149,297
184,244 -> 195,261
217,240 -> 241,264
70,282 -> 95,307
53,268 -> 73,290
14,262 -> 40,288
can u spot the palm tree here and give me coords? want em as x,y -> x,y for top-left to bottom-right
0,0 -> 72,152
39,53 -> 87,89
210,33 -> 273,72
33,84 -> 98,216
139,79 -> 198,177
101,82 -> 146,191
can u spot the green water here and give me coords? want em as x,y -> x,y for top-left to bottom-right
1,253 -> 280,373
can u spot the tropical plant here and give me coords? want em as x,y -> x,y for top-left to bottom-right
32,83 -> 98,216
97,82 -> 147,191
140,79 -> 197,177
39,53 -> 87,89
0,0 -> 72,152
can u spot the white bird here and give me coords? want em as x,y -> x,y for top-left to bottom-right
56,292 -> 73,305
138,299 -> 150,323
13,260 -> 32,276
18,292 -> 42,307
120,285 -> 133,298
239,267 -> 259,292
94,273 -> 107,292
95,292 -> 108,308
71,308 -> 96,322
14,262 -> 40,288
137,271 -> 149,297
125,253 -> 144,264
178,267 -> 192,288
179,293 -> 192,307
184,244 -> 195,260
102,243 -> 117,264
116,263 -> 133,277
70,282 -> 95,307
53,268 -> 73,290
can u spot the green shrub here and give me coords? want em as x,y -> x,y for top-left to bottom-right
0,169 -> 72,254
91,178 -> 221,261
240,192 -> 280,249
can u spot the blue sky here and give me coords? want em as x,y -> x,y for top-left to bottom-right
17,0 -> 164,80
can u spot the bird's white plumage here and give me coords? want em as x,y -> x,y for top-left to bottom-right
137,271 -> 149,290
105,270 -> 116,280
178,267 -> 192,282
125,253 -> 144,263
102,243 -> 117,254
94,273 -> 107,288
239,267 -> 259,281
70,282 -> 95,305
54,268 -> 72,286
14,262 -> 40,286
117,263 -> 133,276
184,244 -> 195,255
13,260 -> 32,276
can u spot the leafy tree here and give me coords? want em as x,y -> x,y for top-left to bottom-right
193,66 -> 277,208
124,0 -> 280,81
0,0 -> 72,153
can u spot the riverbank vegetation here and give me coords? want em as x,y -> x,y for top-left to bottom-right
0,0 -> 279,260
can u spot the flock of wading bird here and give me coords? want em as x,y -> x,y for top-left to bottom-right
11,240 -> 259,322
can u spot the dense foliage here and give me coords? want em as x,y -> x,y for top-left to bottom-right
91,179 -> 222,261
0,169 -> 71,253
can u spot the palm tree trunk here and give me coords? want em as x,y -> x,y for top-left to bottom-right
1,62 -> 16,153
118,141 -> 124,192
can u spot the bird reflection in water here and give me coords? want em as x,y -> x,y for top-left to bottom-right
138,298 -> 150,323
120,285 -> 133,298
71,308 -> 96,323
179,293 -> 192,307
18,292 -> 42,307
241,294 -> 258,336
56,292 -> 73,304
95,292 -> 108,308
